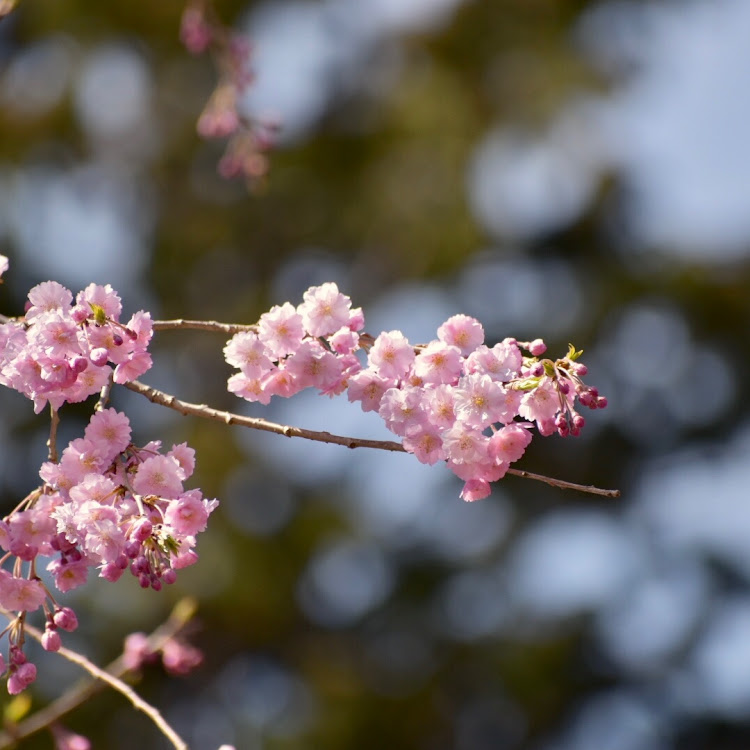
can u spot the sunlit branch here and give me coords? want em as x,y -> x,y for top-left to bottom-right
47,407 -> 59,463
124,379 -> 620,498
95,370 -> 115,412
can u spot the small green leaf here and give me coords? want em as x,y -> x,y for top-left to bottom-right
90,303 -> 107,326
567,343 -> 583,361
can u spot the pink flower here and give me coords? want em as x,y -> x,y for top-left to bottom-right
26,281 -> 73,320
0,571 -> 46,612
441,424 -> 489,465
76,283 -> 122,320
284,340 -> 342,391
47,558 -> 89,593
347,307 -> 365,331
168,443 -> 196,480
437,314 -> 484,356
347,369 -> 393,412
412,341 -> 462,385
488,423 -> 533,464
164,491 -> 210,536
423,384 -> 456,429
368,331 -> 415,381
0,254 -> 7,280
453,374 -> 507,429
113,351 -> 152,384
84,408 -> 131,460
133,455 -> 184,499
227,372 -> 271,404
261,365 -> 303,399
298,283 -> 352,337
328,327 -> 359,354
460,478 -> 491,502
378,387 -> 426,436
402,425 -> 445,465
7,661 -> 37,694
258,302 -> 305,358
35,312 -> 80,358
58,438 -> 110,482
464,340 -> 522,382
224,331 -> 274,375
519,378 -> 562,428
65,363 -> 112,404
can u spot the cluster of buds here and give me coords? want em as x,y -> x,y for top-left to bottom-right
0,280 -> 152,413
224,284 -> 608,502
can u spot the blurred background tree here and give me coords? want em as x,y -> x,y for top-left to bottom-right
1,0 -> 750,748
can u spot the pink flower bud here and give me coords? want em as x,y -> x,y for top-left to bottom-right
162,568 -> 177,585
132,518 -> 153,543
53,607 -> 78,632
528,339 -> 547,356
71,306 -> 88,323
9,646 -> 26,666
89,347 -> 108,367
42,628 -> 62,652
7,662 -> 36,694
100,562 -> 124,582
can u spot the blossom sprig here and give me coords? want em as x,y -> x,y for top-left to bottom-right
223,284 -> 608,502
0,406 -> 216,695
180,1 -> 277,184
0,280 -> 153,413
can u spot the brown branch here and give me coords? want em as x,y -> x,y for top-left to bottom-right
153,318 -> 256,335
124,379 -> 404,452
95,370 -> 115,412
0,599 -> 198,749
124,379 -> 620,498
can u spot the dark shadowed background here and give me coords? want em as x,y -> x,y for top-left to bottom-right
1,0 -> 750,748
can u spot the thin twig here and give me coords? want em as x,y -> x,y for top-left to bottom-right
504,468 -> 619,497
153,319 -> 256,335
0,599 -> 198,749
124,379 -> 620,498
47,407 -> 59,463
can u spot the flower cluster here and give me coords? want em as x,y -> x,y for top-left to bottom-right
350,327 -> 606,501
0,408 -> 216,693
0,281 -> 152,413
224,282 -> 364,403
225,284 -> 607,502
